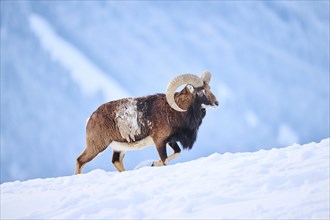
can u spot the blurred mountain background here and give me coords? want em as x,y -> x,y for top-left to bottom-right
1,1 -> 329,182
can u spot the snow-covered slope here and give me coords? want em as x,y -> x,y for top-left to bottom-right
1,1 -> 329,183
1,139 -> 329,219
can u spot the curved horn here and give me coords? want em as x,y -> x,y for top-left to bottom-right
166,74 -> 203,112
200,71 -> 212,84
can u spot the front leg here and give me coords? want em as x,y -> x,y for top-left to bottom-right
152,142 -> 182,167
152,140 -> 168,167
167,142 -> 181,162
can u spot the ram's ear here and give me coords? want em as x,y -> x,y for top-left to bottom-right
186,84 -> 195,94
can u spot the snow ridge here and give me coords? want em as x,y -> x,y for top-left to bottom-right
1,139 -> 329,219
29,13 -> 129,101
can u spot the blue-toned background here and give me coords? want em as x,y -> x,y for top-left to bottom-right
1,1 -> 329,183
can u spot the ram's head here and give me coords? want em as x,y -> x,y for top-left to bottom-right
166,71 -> 219,112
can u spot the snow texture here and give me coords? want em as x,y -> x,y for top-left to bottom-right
1,139 -> 329,219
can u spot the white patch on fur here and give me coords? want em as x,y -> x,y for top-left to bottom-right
115,98 -> 141,142
152,160 -> 164,167
111,136 -> 155,151
152,152 -> 181,167
202,104 -> 218,109
167,152 -> 180,161
187,85 -> 195,93
147,120 -> 152,128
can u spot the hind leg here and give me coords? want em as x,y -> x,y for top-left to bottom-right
75,143 -> 108,174
112,150 -> 126,172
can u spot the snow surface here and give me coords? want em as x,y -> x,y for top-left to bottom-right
1,139 -> 329,219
